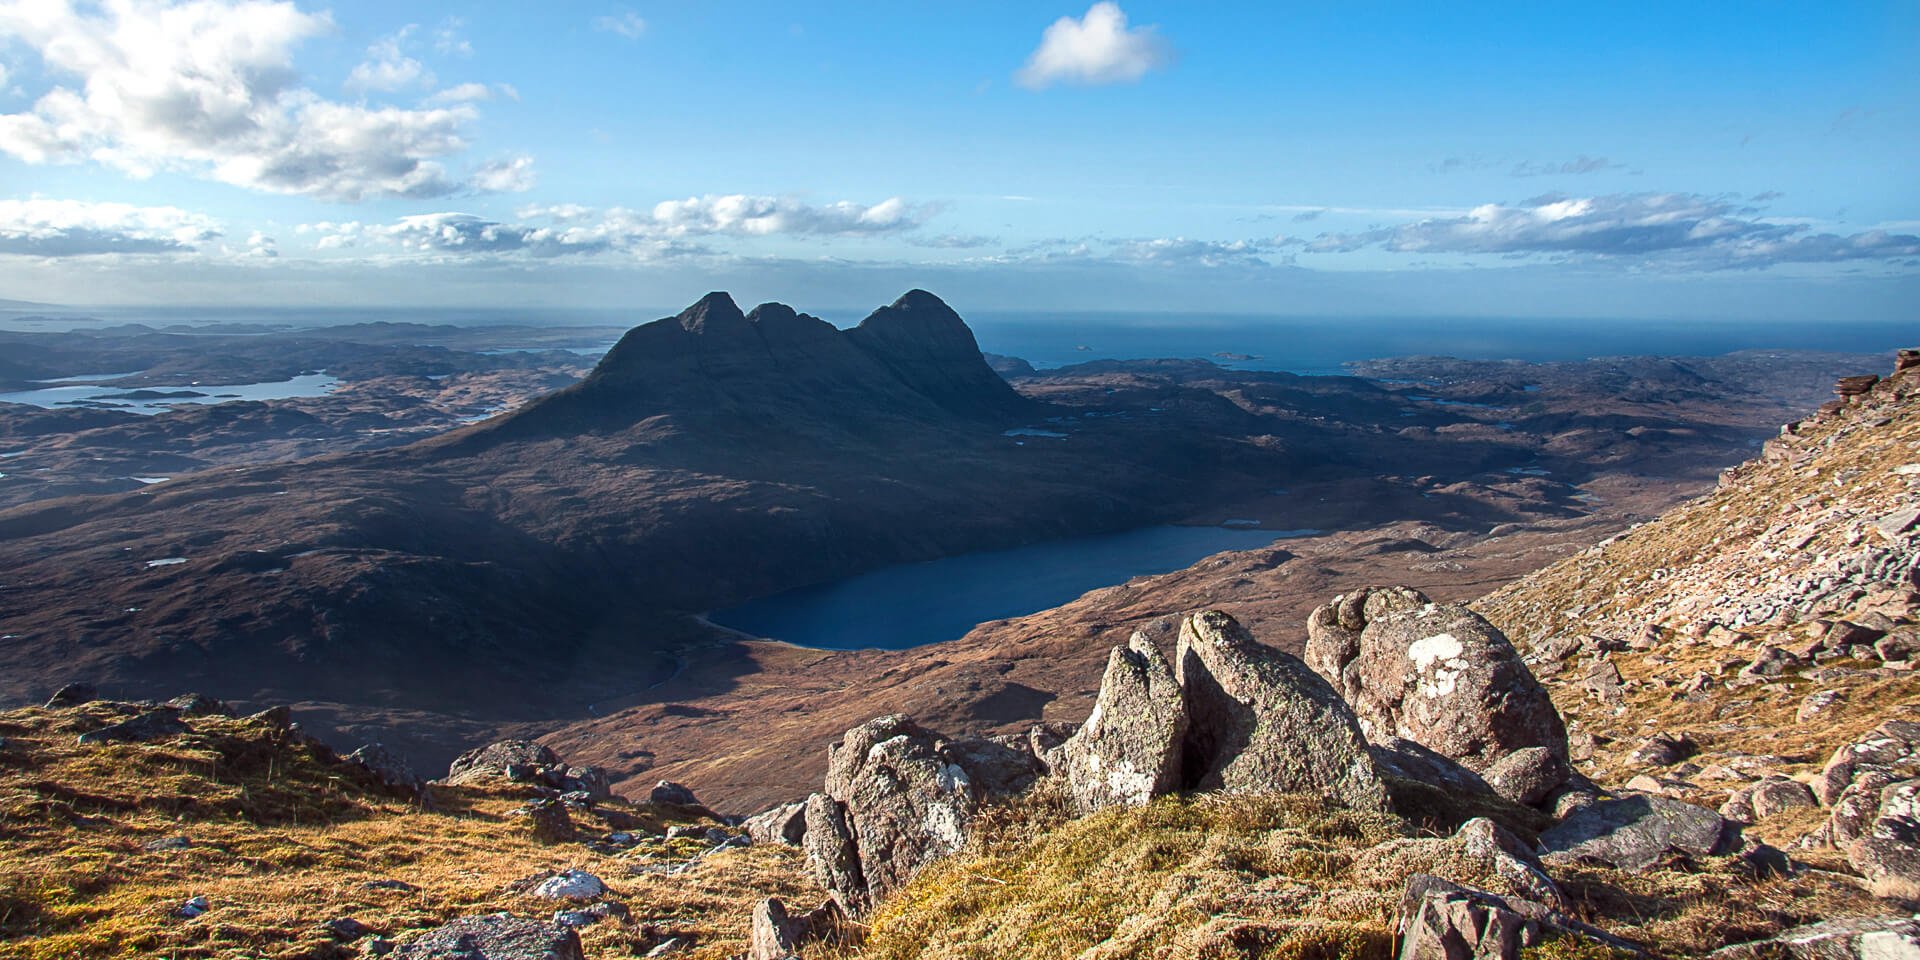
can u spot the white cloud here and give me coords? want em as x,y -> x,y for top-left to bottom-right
347,26 -> 433,93
1017,2 -> 1170,90
470,155 -> 536,193
1297,192 -> 1920,269
305,194 -> 935,261
433,16 -> 471,56
0,0 -> 517,201
647,194 -> 933,236
593,9 -> 646,39
1112,237 -> 1279,268
0,198 -> 221,256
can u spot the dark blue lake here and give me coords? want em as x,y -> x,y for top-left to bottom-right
709,524 -> 1311,650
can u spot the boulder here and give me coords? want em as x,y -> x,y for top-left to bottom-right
445,740 -> 561,787
648,781 -> 700,806
1483,747 -> 1570,808
1176,610 -> 1388,811
1398,874 -> 1551,960
44,682 -> 98,708
76,710 -> 189,745
1814,720 -> 1920,805
749,897 -> 840,960
165,693 -> 231,717
1627,733 -> 1697,767
1304,587 -> 1568,794
1848,779 -> 1920,895
1371,738 -> 1494,798
1062,631 -> 1189,813
1719,779 -> 1817,823
390,913 -> 585,960
743,801 -> 808,847
818,715 -> 980,911
529,870 -> 606,901
801,792 -> 866,914
346,743 -> 425,794
1539,795 -> 1738,871
1710,917 -> 1920,960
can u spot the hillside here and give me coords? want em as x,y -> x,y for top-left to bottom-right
1477,351 -> 1920,818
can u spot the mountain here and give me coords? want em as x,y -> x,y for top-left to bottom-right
490,290 -> 1030,436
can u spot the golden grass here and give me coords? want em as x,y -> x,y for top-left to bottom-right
0,702 -> 818,959
823,776 -> 1893,960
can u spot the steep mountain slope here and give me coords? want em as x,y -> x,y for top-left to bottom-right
1477,352 -> 1920,843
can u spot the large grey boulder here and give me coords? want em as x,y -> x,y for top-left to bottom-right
1709,917 -> 1920,960
801,793 -> 865,914
445,740 -> 561,786
743,800 -> 808,847
805,714 -> 1029,915
1305,587 -> 1569,804
1539,795 -> 1738,871
1062,632 -> 1188,813
391,913 -> 585,960
1176,610 -> 1388,811
1848,779 -> 1920,895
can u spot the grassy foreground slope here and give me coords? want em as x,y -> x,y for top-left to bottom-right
0,701 -> 812,959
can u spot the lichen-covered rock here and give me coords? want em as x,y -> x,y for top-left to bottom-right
743,800 -> 808,847
1454,818 -> 1564,910
1304,587 -> 1568,801
1483,747 -> 1569,808
43,682 -> 98,708
391,913 -> 585,960
1848,779 -> 1920,895
1063,632 -> 1188,813
802,792 -> 866,915
1539,795 -> 1738,872
821,715 -> 979,909
515,798 -> 574,844
1709,916 -> 1920,960
1176,610 -> 1388,810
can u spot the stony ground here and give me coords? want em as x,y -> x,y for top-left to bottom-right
1478,361 -> 1920,860
0,701 -> 813,959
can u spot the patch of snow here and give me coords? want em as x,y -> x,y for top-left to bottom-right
145,557 -> 187,568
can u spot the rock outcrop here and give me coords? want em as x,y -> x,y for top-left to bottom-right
1062,632 -> 1188,813
390,913 -> 585,960
1538,795 -> 1738,871
441,740 -> 610,799
1176,610 -> 1389,810
803,714 -> 1041,915
1710,917 -> 1920,960
1306,586 -> 1568,806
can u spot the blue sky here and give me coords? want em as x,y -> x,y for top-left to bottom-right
0,0 -> 1916,319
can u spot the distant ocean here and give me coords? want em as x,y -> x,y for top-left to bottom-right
1,304 -> 1910,377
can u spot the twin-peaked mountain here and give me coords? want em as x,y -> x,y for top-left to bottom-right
495,291 -> 1030,437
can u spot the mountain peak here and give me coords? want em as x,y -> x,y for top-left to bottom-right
676,291 -> 748,334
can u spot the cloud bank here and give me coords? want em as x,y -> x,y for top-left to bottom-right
0,198 -> 221,256
0,0 -> 522,201
1298,193 -> 1920,269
